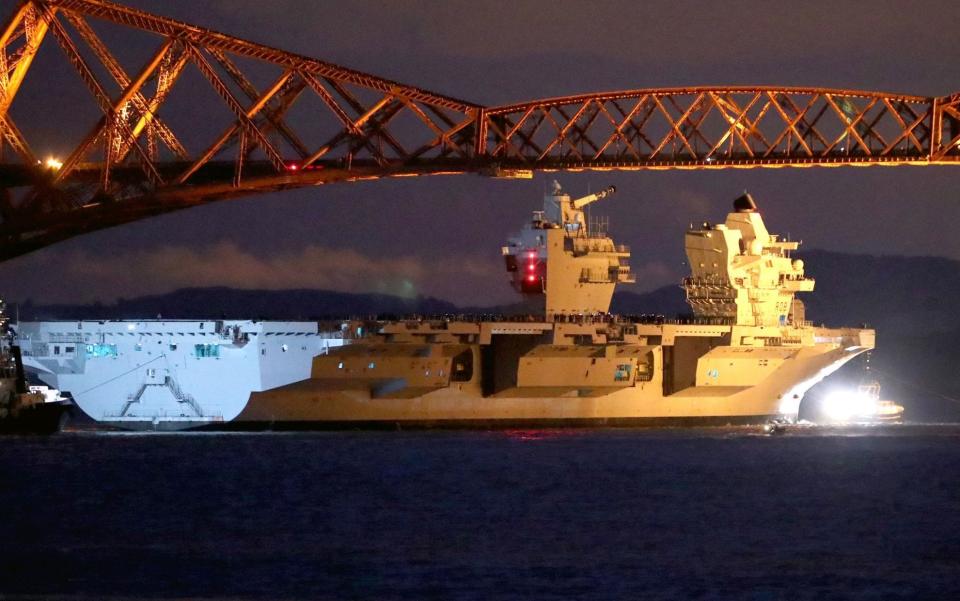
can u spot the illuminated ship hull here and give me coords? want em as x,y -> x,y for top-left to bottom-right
231,320 -> 874,428
232,184 -> 876,430
15,320 -> 345,431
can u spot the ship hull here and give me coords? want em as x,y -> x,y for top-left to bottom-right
0,399 -> 71,434
216,415 -> 783,431
16,319 -> 873,430
16,320 -> 345,431
233,324 -> 871,428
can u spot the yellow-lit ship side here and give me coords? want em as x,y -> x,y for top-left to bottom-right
236,324 -> 873,426
233,185 -> 875,429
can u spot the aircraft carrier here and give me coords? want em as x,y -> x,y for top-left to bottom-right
231,183 -> 874,428
12,184 -> 873,430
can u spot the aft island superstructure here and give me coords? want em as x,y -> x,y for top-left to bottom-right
233,184 -> 874,428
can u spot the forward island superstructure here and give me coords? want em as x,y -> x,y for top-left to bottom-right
233,184 -> 874,428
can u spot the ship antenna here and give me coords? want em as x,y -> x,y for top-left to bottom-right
585,194 -> 591,236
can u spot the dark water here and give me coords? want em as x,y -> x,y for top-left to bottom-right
2,426 -> 960,600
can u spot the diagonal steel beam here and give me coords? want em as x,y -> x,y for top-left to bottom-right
0,1 -> 53,117
251,78 -> 309,159
0,111 -> 35,164
650,94 -> 702,159
208,48 -> 310,159
323,78 -> 408,160
536,101 -> 592,161
45,10 -> 162,186
118,44 -> 189,161
176,47 -> 292,183
61,11 -> 187,160
766,92 -> 815,157
823,94 -> 874,155
39,0 -> 480,112
346,99 -> 407,160
592,98 -> 644,160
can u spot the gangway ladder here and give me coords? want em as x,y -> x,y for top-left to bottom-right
119,375 -> 204,418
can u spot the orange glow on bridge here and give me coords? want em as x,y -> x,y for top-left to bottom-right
0,0 -> 958,260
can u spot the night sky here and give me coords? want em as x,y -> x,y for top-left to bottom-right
2,0 -> 959,307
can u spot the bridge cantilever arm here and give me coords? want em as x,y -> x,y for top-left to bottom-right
38,0 -> 480,113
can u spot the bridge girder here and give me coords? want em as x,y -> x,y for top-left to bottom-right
0,0 -> 958,262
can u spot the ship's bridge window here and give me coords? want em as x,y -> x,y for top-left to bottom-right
86,343 -> 118,359
194,343 -> 220,358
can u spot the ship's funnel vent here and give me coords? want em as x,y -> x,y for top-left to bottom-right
733,192 -> 758,213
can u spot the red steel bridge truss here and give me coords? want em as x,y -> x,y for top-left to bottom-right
1,0 -> 958,260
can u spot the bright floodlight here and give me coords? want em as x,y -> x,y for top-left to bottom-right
44,157 -> 63,170
823,388 -> 876,422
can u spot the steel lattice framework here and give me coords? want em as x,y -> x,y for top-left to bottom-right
0,0 -> 958,260
482,88 -> 960,170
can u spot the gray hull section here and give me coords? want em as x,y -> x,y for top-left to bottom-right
17,320 -> 344,430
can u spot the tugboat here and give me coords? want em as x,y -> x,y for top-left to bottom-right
821,380 -> 904,423
232,183 -> 875,429
0,300 -> 72,434
857,381 -> 905,422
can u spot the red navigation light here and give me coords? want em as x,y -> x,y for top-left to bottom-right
286,163 -> 299,171
527,275 -> 536,282
527,251 -> 536,259
527,263 -> 536,271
